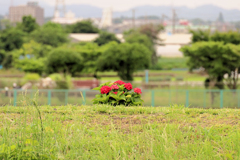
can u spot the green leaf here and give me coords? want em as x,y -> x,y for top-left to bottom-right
95,94 -> 101,98
119,94 -> 126,101
92,86 -> 101,91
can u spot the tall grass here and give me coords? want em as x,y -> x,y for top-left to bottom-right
0,100 -> 240,159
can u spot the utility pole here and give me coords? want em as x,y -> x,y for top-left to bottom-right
145,13 -> 148,24
54,0 -> 66,18
161,14 -> 165,25
132,9 -> 135,28
172,9 -> 176,34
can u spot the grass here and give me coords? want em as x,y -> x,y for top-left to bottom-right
157,57 -> 189,70
1,102 -> 240,159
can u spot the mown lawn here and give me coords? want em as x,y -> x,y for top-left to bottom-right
0,105 -> 240,159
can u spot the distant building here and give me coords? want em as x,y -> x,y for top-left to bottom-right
99,8 -> 113,28
69,33 -> 192,57
9,2 -> 44,25
157,33 -> 192,57
52,10 -> 84,24
69,33 -> 124,43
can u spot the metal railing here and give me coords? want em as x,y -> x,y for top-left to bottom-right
0,89 -> 240,108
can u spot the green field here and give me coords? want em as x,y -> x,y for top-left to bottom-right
0,70 -> 207,90
156,57 -> 189,70
0,105 -> 240,159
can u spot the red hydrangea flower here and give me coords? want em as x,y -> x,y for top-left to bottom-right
100,86 -> 111,94
111,85 -> 119,90
114,80 -> 125,85
113,92 -> 118,95
134,88 -> 142,94
124,83 -> 132,90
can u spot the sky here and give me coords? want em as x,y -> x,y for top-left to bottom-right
0,0 -> 240,11
40,0 -> 240,11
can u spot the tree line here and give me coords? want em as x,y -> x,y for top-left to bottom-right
0,16 -> 164,81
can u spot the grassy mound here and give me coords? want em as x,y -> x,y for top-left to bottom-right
0,105 -> 239,159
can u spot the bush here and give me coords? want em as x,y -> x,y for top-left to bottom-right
31,22 -> 68,47
49,73 -> 72,89
20,73 -> 40,87
23,73 -> 40,81
94,31 -> 121,46
92,80 -> 144,106
46,47 -> 83,76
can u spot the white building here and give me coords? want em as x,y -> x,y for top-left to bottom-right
51,10 -> 84,24
99,8 -> 113,28
69,33 -> 192,57
156,33 -> 192,57
69,33 -> 124,43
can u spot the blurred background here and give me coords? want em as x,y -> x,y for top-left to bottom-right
0,0 -> 240,108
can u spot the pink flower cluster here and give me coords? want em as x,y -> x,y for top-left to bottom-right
111,85 -> 119,90
124,83 -> 132,91
100,80 -> 141,95
114,80 -> 125,85
100,86 -> 111,94
134,88 -> 142,94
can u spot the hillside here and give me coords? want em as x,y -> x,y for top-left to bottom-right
1,2 -> 240,21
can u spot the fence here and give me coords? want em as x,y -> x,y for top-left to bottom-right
0,89 -> 240,108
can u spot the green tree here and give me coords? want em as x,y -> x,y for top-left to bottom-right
67,20 -> 99,33
14,58 -> 45,74
17,16 -> 39,33
0,28 -> 25,68
31,22 -> 68,47
0,19 -> 11,30
211,31 -> 240,45
46,46 -> 83,76
11,41 -> 52,74
0,28 -> 25,51
97,42 -> 151,81
1,52 -> 13,69
124,32 -> 153,53
138,24 -> 164,65
180,41 -> 240,90
72,42 -> 104,77
189,29 -> 210,43
94,32 -> 121,46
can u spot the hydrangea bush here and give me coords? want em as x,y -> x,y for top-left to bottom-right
92,80 -> 143,106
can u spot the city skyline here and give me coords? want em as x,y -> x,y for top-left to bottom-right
0,0 -> 240,11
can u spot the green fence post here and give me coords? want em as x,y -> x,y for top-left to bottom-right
145,70 -> 149,84
48,90 -> 51,106
151,90 -> 155,107
13,90 -> 17,107
82,90 -> 86,105
204,90 -> 207,108
220,90 -> 223,109
238,91 -> 240,108
169,90 -> 171,107
65,90 -> 68,106
185,90 -> 189,107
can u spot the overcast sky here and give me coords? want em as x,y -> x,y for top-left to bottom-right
40,0 -> 240,11
0,0 -> 240,11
